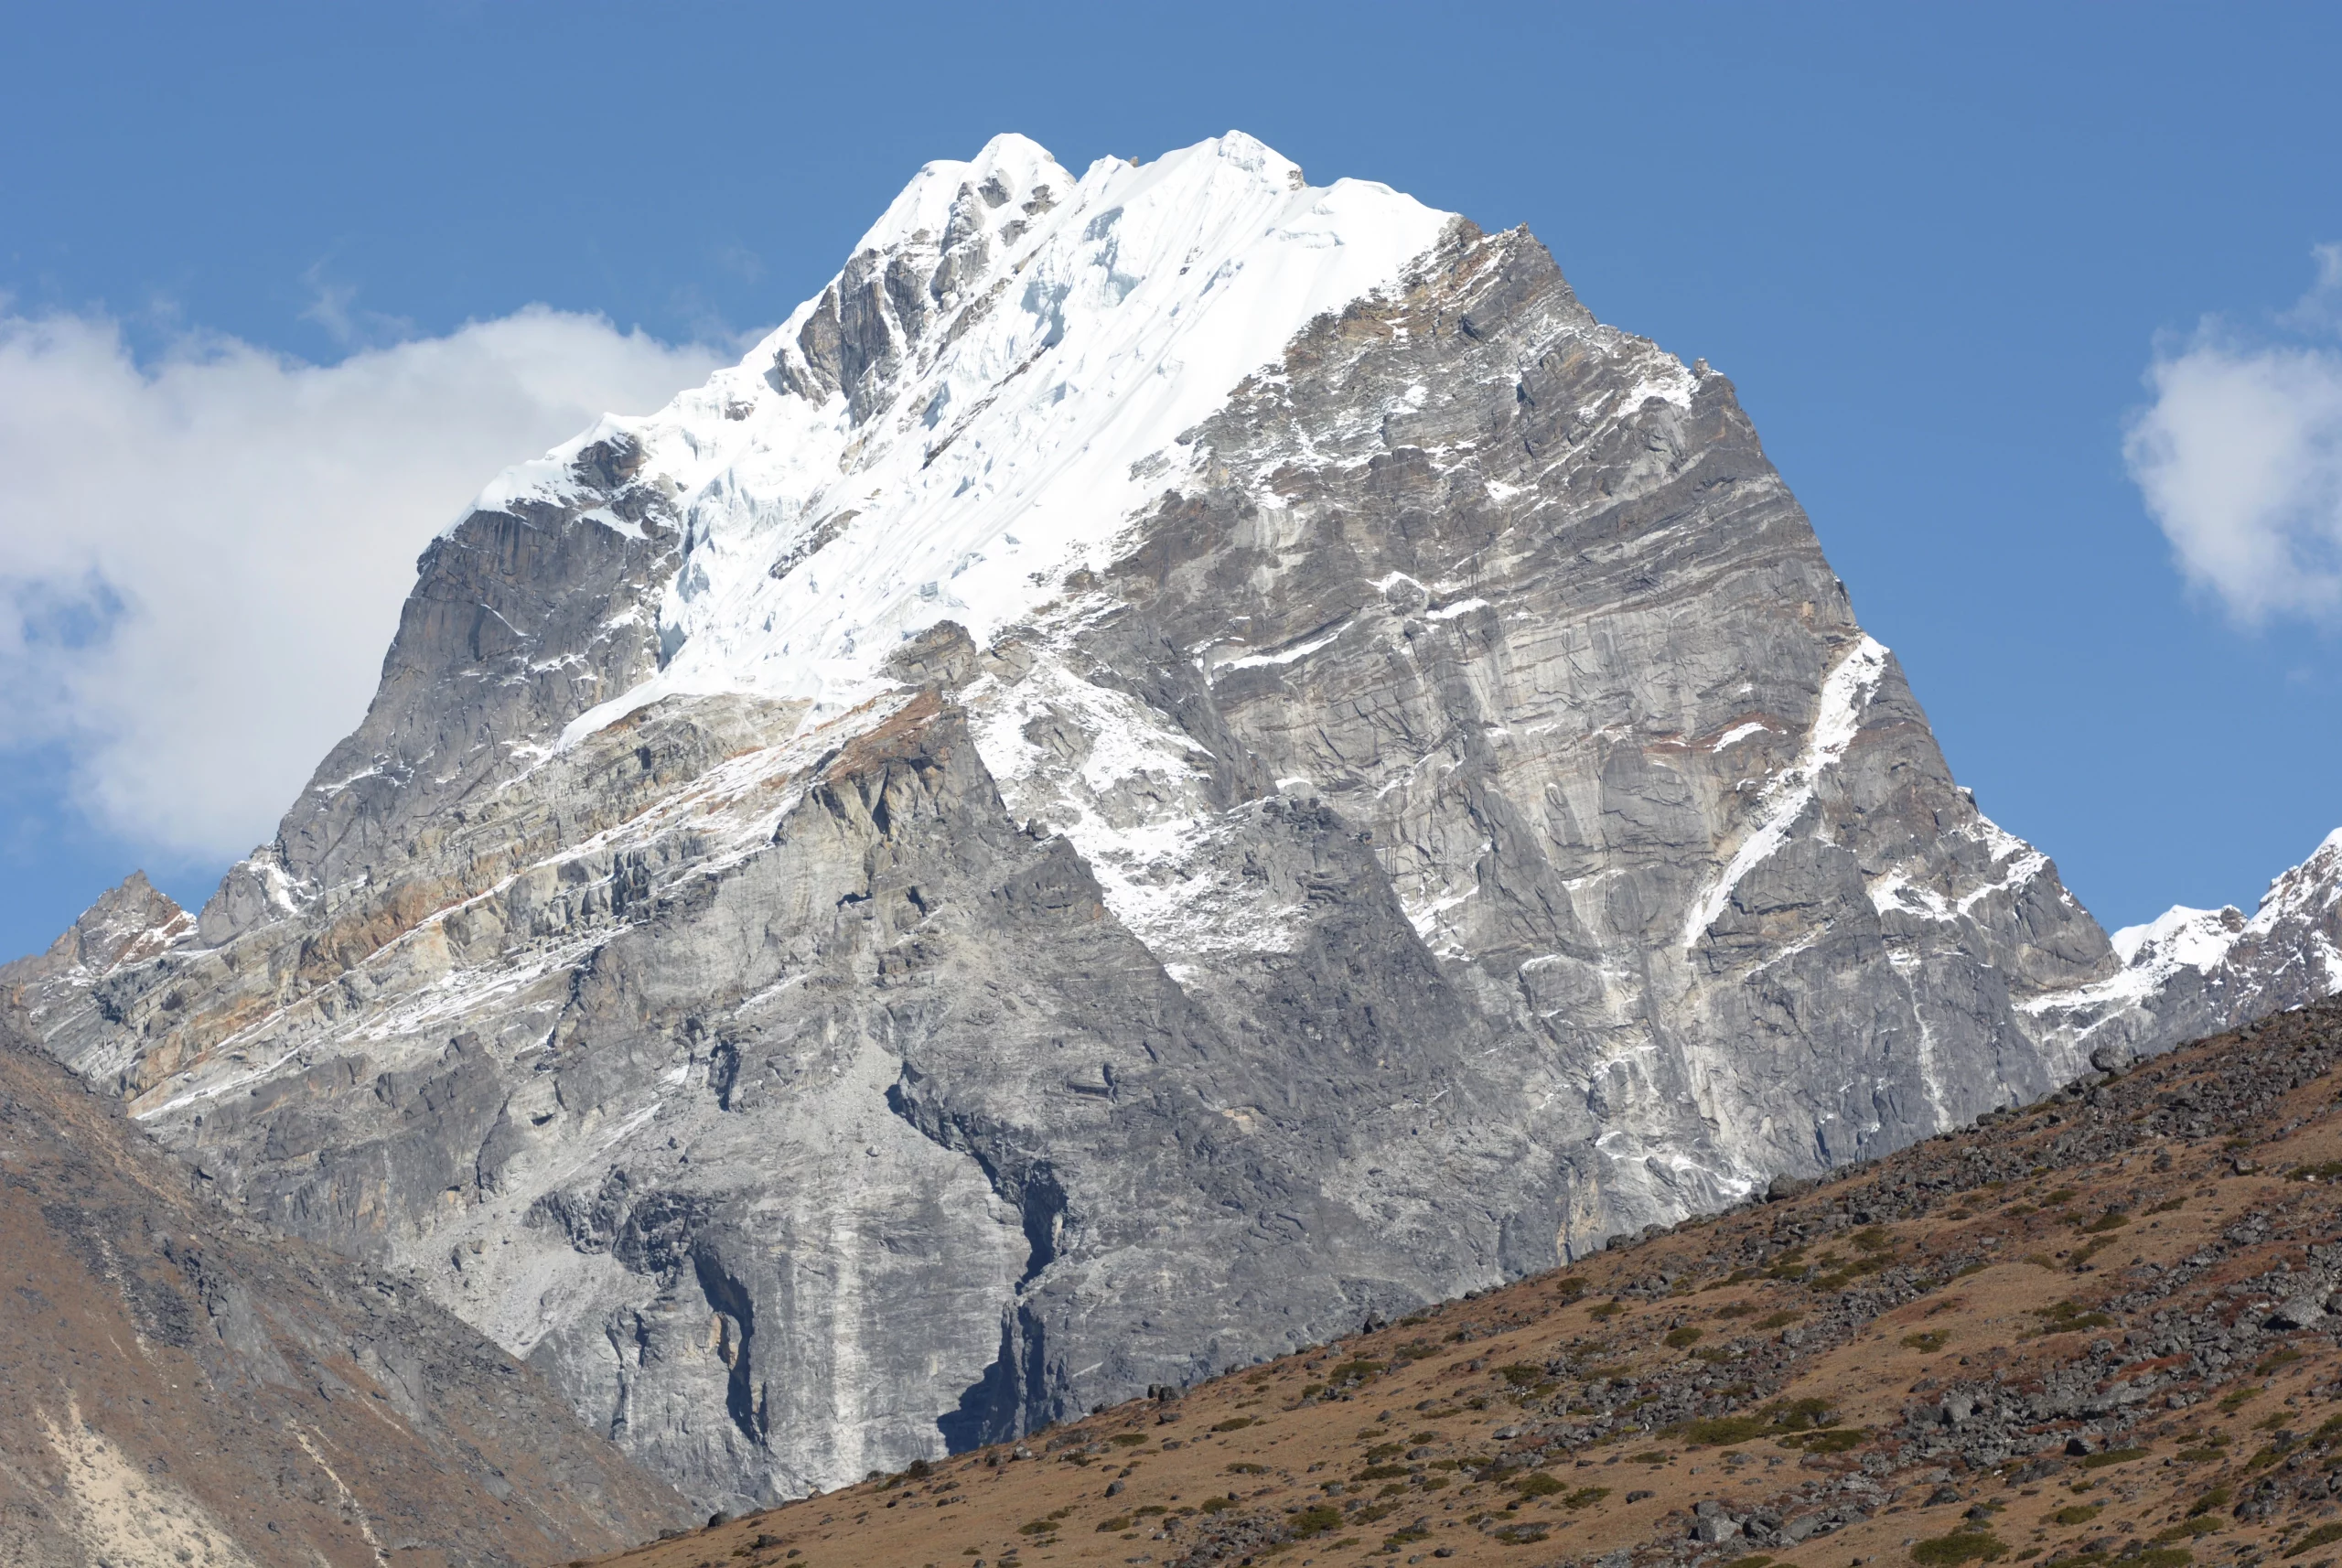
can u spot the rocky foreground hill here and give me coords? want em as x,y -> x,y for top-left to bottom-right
5,131 -> 2336,1512
0,1021 -> 688,1568
592,998 -> 2342,1568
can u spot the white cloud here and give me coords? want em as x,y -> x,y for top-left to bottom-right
2125,250 -> 2342,625
0,307 -> 726,864
2278,242 -> 2342,334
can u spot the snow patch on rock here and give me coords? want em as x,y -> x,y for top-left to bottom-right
1681,636 -> 1890,947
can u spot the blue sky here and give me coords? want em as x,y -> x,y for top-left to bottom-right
2,1 -> 2337,959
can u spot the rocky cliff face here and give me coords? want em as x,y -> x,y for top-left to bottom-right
589,995 -> 2342,1568
6,132 -> 2331,1515
0,1022 -> 686,1568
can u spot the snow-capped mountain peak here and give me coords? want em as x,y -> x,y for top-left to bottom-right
32,127 -> 2337,1517
844,130 -> 1068,260
476,132 -> 1455,746
2023,826 -> 2342,1059
2111,827 -> 2342,985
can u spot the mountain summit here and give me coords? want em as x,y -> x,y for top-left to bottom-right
7,133 -> 2332,1515
516,130 -> 1452,734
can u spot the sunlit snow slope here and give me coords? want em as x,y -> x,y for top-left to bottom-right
478,133 -> 1449,742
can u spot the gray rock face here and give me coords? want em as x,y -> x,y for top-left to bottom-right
6,132 -> 2332,1514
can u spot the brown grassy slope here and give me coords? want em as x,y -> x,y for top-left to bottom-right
0,1026 -> 690,1568
596,1000 -> 2342,1568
